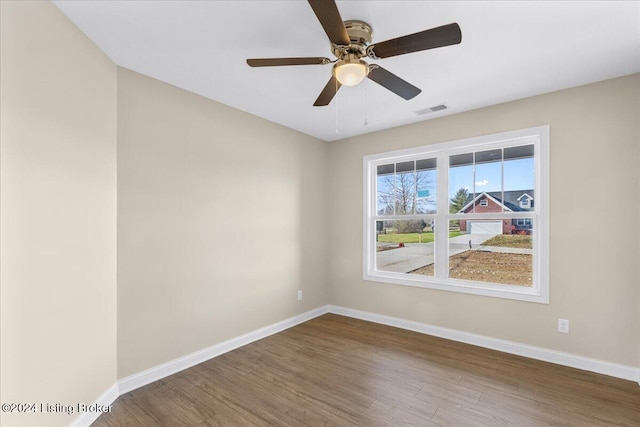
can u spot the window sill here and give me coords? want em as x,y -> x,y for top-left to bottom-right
363,271 -> 549,304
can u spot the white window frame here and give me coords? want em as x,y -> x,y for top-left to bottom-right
363,126 -> 549,303
479,199 -> 488,207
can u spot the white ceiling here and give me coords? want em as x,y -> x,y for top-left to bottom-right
53,1 -> 640,142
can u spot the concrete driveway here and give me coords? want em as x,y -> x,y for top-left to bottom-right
448,233 -> 497,254
375,233 -> 531,274
376,242 -> 436,273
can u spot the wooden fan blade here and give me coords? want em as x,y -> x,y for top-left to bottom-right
367,65 -> 421,100
247,57 -> 331,67
314,75 -> 342,106
368,23 -> 461,59
308,0 -> 350,46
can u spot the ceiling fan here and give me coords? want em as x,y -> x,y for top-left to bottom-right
246,0 -> 462,106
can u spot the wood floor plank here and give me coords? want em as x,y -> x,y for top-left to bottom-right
431,406 -> 495,427
430,401 -> 524,427
458,371 -> 521,394
238,347 -> 378,424
94,314 -> 640,426
367,399 -> 439,426
479,388 -> 635,427
414,378 -> 482,407
92,393 -> 162,427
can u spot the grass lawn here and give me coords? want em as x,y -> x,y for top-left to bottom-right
378,231 -> 463,244
481,234 -> 532,249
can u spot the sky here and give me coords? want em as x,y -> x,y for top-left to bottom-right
449,157 -> 535,199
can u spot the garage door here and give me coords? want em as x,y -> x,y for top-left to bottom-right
469,221 -> 502,234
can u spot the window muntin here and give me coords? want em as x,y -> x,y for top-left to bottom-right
364,126 -> 549,303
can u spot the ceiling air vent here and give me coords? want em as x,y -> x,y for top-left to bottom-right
415,104 -> 448,115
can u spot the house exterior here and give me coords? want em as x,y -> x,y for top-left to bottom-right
457,190 -> 534,234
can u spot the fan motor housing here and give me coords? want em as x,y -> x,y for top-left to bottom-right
331,20 -> 372,58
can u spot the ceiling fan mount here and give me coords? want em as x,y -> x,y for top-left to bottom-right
330,20 -> 373,59
246,0 -> 461,106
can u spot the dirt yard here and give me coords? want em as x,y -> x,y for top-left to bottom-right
411,250 -> 533,286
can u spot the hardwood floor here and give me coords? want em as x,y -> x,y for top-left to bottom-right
94,314 -> 640,426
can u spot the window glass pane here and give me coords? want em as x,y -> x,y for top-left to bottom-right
504,145 -> 535,213
376,164 -> 395,215
448,218 -> 533,286
376,164 -> 395,175
416,158 -> 437,170
395,161 -> 416,215
449,153 -> 473,214
504,144 -> 534,160
396,160 -> 414,173
376,219 -> 434,276
416,158 -> 437,214
449,153 -> 473,167
474,149 -> 503,212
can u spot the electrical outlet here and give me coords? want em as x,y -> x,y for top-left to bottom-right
297,290 -> 302,301
557,318 -> 569,333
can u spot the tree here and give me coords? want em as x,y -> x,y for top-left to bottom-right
376,168 -> 435,236
394,219 -> 427,234
377,170 -> 434,215
449,187 -> 469,213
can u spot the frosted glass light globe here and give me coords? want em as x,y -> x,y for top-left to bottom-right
334,60 -> 368,86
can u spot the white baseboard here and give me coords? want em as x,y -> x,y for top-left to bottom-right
87,303 -> 636,422
56,304 -> 638,427
118,306 -> 329,394
70,382 -> 119,427
327,305 -> 640,384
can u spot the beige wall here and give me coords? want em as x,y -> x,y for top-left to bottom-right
116,68 -> 327,378
327,74 -> 640,367
2,4 -> 638,421
0,2 -> 117,426
637,81 -> 640,369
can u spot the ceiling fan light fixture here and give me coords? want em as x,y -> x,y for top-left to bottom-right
333,58 -> 369,86
246,1 -> 462,106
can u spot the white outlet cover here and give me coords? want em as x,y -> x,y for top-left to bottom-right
557,318 -> 569,333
